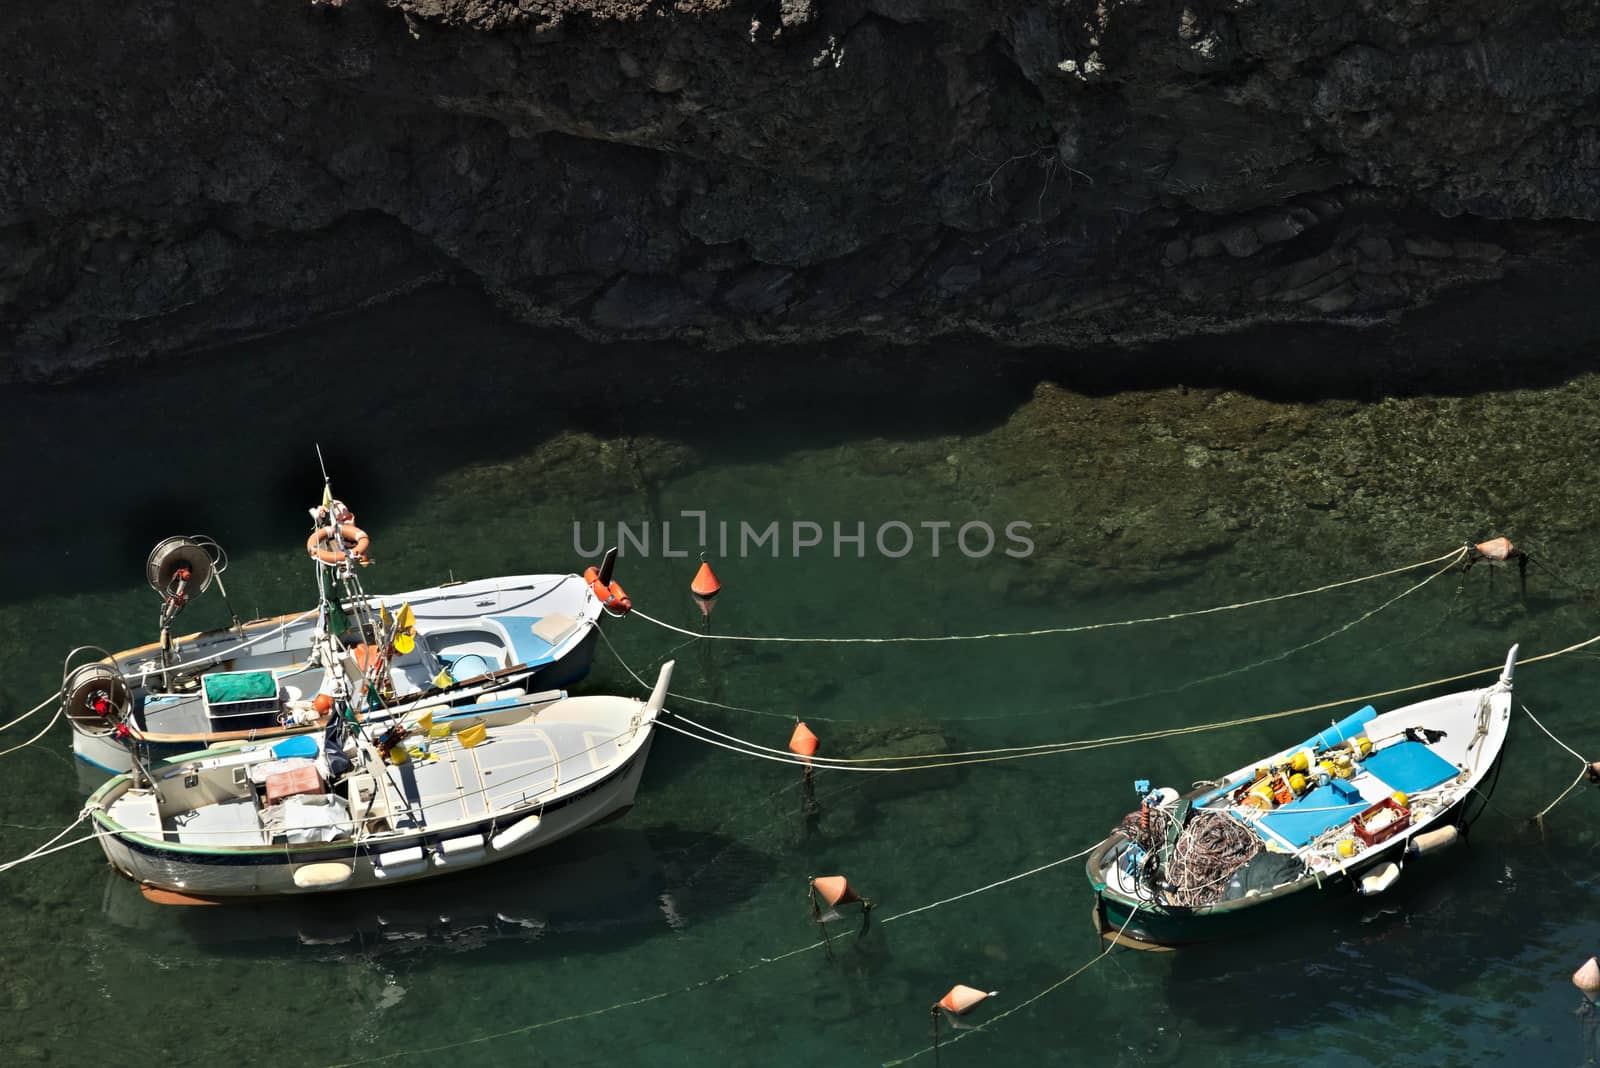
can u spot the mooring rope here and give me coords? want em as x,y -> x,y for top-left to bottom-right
646,631 -> 1598,774
614,549 -> 1461,727
629,547 -> 1467,645
881,903 -> 1144,1067
0,811 -> 94,874
657,553 -> 1461,759
0,692 -> 61,733
322,843 -> 1095,1067
0,708 -> 63,761
1522,703 -> 1595,821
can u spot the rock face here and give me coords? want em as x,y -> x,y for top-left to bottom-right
5,0 -> 1599,378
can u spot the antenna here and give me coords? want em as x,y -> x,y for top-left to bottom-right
315,442 -> 330,486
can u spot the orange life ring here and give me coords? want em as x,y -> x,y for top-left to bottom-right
307,523 -> 370,565
583,566 -> 632,614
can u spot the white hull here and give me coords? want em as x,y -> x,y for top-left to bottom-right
72,572 -> 603,777
88,665 -> 671,900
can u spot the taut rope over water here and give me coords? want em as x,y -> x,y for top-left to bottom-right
629,547 -> 1468,645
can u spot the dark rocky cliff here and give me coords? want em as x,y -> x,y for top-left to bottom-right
6,0 -> 1599,378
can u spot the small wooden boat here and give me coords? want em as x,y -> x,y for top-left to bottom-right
87,663 -> 672,900
1087,645 -> 1517,949
67,527 -> 623,775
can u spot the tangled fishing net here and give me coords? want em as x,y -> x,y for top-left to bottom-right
1117,807 -> 1262,907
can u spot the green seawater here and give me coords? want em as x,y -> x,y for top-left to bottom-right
4,287 -> 1600,1067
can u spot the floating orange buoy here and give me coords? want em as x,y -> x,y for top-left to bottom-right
936,985 -> 996,1016
810,875 -> 859,909
1475,537 -> 1516,561
1576,957 -> 1600,996
690,561 -> 721,618
788,721 -> 819,759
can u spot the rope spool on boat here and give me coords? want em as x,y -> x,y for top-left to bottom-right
307,523 -> 370,565
62,662 -> 130,737
146,536 -> 214,599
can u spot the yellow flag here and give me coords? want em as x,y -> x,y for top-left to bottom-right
380,603 -> 394,631
321,484 -> 333,510
432,667 -> 453,689
393,602 -> 416,654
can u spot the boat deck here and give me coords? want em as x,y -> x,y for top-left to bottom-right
109,713 -> 635,847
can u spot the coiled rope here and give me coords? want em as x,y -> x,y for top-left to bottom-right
630,546 -> 1467,645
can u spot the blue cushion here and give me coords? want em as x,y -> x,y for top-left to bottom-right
492,615 -> 558,668
271,735 -> 320,759
1257,784 -> 1369,848
1360,740 -> 1460,794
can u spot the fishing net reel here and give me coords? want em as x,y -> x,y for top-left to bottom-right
146,535 -> 237,648
61,647 -> 132,739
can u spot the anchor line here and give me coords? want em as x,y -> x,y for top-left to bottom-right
647,629 -> 1600,773
658,553 -> 1461,756
321,843 -> 1097,1067
0,691 -> 61,733
629,546 -> 1468,645
0,707 -> 63,761
1521,703 -> 1595,821
881,903 -> 1144,1067
0,811 -> 95,874
607,547 -> 1461,726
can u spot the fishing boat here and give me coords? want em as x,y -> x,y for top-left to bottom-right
86,654 -> 672,901
66,495 -> 630,775
1087,645 -> 1517,949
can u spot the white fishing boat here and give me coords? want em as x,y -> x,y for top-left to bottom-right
1088,645 -> 1517,948
86,659 -> 671,901
66,491 -> 633,775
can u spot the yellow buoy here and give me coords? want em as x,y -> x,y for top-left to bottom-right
1391,791 -> 1409,808
1289,773 -> 1307,795
1337,839 -> 1357,858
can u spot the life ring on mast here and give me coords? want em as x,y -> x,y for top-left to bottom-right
307,524 -> 370,565
584,566 -> 632,614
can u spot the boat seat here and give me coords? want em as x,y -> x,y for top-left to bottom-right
1360,740 -> 1461,795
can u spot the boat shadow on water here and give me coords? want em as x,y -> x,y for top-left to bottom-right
1160,832 -> 1600,1046
95,825 -> 774,964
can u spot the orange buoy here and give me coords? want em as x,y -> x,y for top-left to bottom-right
313,693 -> 334,714
1476,537 -> 1517,561
936,985 -> 996,1016
788,721 -> 818,759
810,875 -> 859,909
1576,957 -> 1600,996
690,561 -> 721,618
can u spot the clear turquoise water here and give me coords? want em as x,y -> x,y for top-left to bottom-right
3,288 -> 1600,1067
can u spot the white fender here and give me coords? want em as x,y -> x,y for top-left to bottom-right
491,813 -> 542,851
1358,861 -> 1402,896
1407,826 -> 1460,857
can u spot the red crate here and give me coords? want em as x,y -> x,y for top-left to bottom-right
1351,796 -> 1411,847
265,765 -> 325,804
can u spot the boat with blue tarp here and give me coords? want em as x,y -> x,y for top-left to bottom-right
1087,645 -> 1517,948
